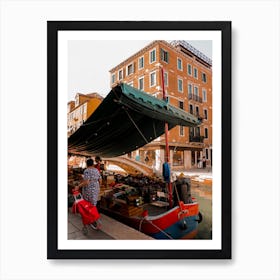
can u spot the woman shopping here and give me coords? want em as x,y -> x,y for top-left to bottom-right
76,158 -> 102,206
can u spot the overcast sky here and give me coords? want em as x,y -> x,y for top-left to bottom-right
68,40 -> 212,101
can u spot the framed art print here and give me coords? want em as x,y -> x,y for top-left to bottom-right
47,21 -> 231,259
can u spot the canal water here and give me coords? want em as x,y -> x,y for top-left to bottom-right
191,180 -> 212,239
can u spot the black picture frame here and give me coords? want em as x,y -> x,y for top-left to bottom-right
47,21 -> 231,259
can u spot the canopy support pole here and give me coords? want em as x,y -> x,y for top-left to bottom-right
123,107 -> 149,144
160,67 -> 173,208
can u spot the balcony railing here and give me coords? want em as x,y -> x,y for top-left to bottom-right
189,135 -> 204,143
188,93 -> 202,103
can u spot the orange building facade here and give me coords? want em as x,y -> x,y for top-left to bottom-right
67,92 -> 103,137
109,40 -> 212,171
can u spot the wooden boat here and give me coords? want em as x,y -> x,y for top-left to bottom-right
68,81 -> 202,239
99,175 -> 202,239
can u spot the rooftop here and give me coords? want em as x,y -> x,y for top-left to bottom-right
170,40 -> 212,66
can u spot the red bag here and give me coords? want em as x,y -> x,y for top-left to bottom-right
72,191 -> 100,225
74,200 -> 100,225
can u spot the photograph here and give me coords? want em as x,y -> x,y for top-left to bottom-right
67,39 -> 212,240
47,21 -> 231,259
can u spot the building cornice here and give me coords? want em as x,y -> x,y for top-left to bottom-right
109,40 -> 212,74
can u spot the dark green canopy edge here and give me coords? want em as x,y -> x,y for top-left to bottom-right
68,83 -> 200,158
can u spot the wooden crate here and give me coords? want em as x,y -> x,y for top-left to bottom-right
120,205 -> 143,217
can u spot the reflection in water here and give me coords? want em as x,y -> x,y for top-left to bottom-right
191,180 -> 212,239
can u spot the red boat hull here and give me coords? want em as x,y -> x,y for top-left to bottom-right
100,201 -> 200,239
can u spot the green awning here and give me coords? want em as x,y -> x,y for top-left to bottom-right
68,83 -> 200,157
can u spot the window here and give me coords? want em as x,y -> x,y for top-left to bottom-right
118,69 -> 123,80
138,56 -> 144,69
204,109 -> 208,120
179,101 -> 184,110
179,126 -> 184,136
177,58 -> 182,70
150,71 -> 156,87
191,126 -> 201,137
173,150 -> 184,166
187,64 -> 192,75
204,128 -> 208,139
195,106 -> 199,117
202,72 -> 207,82
202,89 -> 207,102
161,49 -> 169,63
195,127 -> 200,137
164,72 -> 168,86
189,104 -> 193,114
189,127 -> 194,137
111,73 -> 116,84
178,78 -> 183,92
194,68 -> 198,79
188,83 -> 192,95
150,49 -> 156,63
138,76 -> 144,91
127,63 -> 134,75
194,86 -> 199,97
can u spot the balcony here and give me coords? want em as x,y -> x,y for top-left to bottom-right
188,93 -> 202,103
189,135 -> 204,143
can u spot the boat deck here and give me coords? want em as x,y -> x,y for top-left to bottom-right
142,203 -> 169,216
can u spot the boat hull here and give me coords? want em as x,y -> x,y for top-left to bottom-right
145,215 -> 199,239
100,201 -> 200,240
